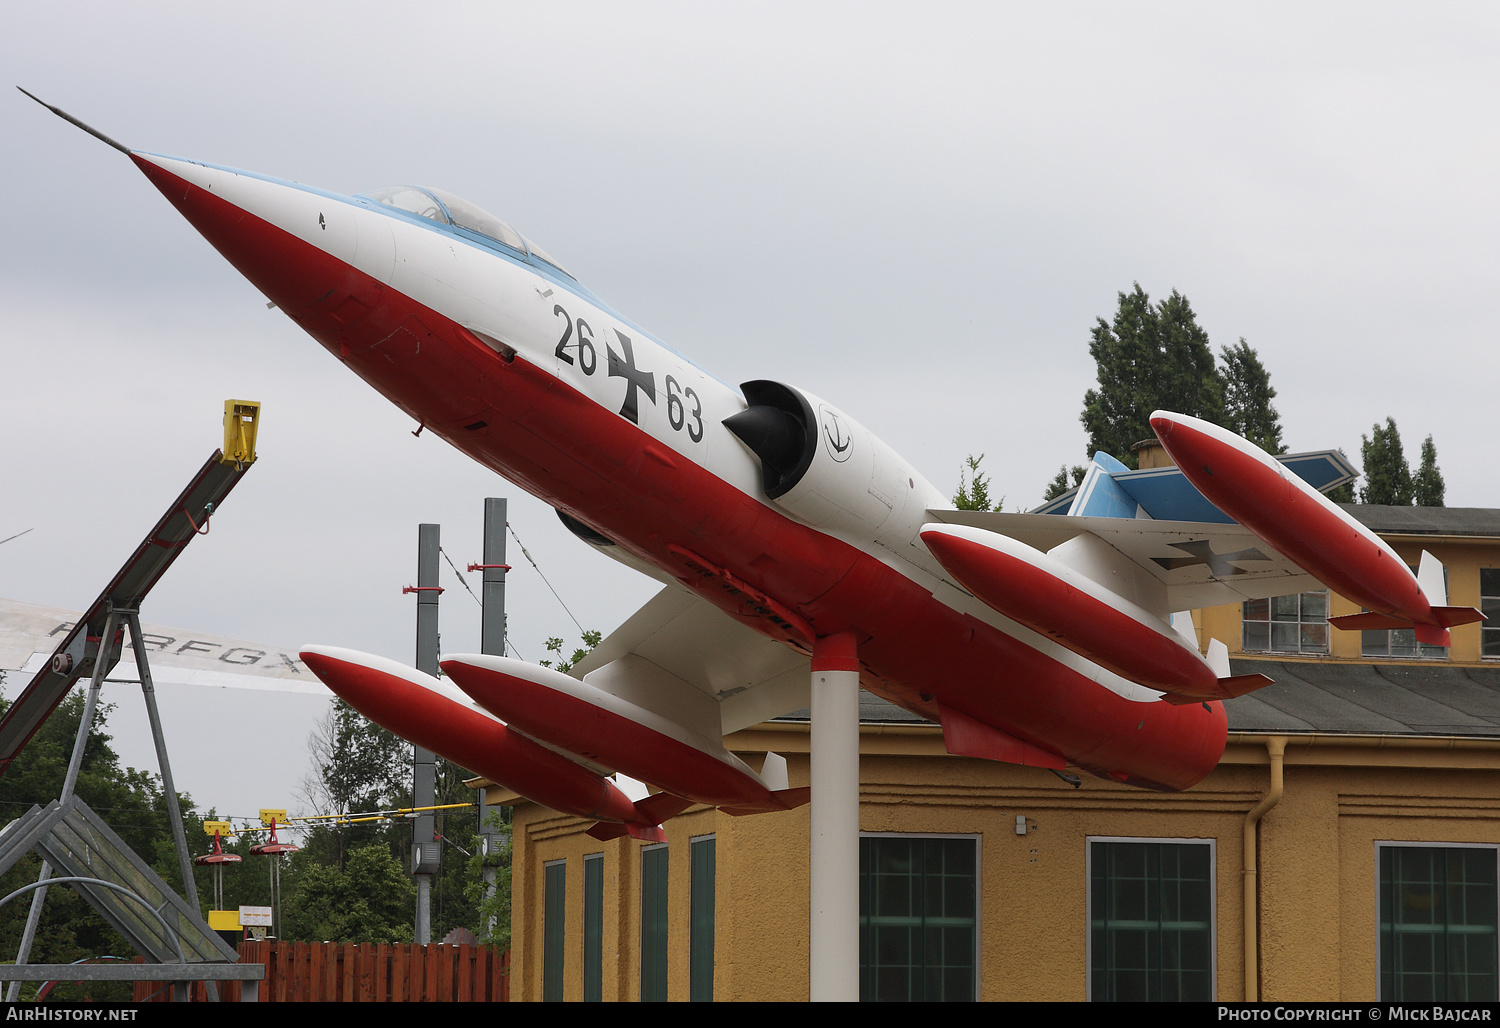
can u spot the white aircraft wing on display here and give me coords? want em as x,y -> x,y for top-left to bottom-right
0,598 -> 318,694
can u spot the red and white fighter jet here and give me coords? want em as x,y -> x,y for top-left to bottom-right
29,93 -> 1480,837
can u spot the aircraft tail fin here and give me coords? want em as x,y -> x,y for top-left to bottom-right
720,786 -> 811,817
1161,673 -> 1274,705
1170,611 -> 1199,649
586,820 -> 668,844
636,791 -> 694,824
1415,624 -> 1451,649
585,791 -> 691,843
1205,638 -> 1230,678
937,703 -> 1067,768
1329,611 -> 1409,632
759,751 -> 791,792
1418,550 -> 1448,607
1155,638 -> 1274,704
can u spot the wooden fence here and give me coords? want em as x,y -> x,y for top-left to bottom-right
132,941 -> 509,1002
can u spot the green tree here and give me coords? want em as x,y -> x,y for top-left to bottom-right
298,700 -> 412,870
289,698 -> 493,943
1081,285 -> 1224,469
1043,464 -> 1087,503
464,810 -> 513,950
1219,338 -> 1285,454
281,843 -> 415,944
953,454 -> 999,512
539,630 -> 603,675
1413,436 -> 1446,507
1359,418 -> 1414,505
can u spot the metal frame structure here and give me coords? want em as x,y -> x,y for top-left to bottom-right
0,440 -> 264,1002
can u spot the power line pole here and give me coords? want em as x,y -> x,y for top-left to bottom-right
411,524 -> 441,944
476,498 -> 509,936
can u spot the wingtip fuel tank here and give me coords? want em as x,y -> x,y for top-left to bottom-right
1149,411 -> 1483,646
299,646 -> 673,841
919,523 -> 1270,702
441,653 -> 809,815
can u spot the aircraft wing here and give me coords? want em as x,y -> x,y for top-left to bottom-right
1032,448 -> 1358,519
922,445 -> 1356,620
570,584 -> 810,736
924,509 -> 1326,615
0,598 -> 317,694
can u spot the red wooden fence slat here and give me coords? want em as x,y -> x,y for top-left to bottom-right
133,941 -> 508,1001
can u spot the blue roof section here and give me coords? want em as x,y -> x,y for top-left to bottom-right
1033,449 -> 1359,522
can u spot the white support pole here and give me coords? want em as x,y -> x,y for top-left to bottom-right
809,631 -> 860,1002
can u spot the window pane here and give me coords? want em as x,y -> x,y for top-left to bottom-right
1090,841 -> 1213,1002
1272,594 -> 1299,621
583,854 -> 603,1002
544,861 -> 566,1002
860,837 -> 977,1001
1380,846 -> 1498,1001
1243,592 -> 1328,653
691,837 -> 715,1002
1482,573 -> 1500,659
641,846 -> 668,1001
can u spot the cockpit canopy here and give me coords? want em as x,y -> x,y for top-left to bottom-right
361,185 -> 572,279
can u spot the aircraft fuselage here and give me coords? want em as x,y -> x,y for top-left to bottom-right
129,151 -> 1227,791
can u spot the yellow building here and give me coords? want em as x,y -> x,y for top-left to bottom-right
494,505 -> 1500,1002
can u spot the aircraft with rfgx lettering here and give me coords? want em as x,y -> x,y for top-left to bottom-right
24,91 -> 1484,842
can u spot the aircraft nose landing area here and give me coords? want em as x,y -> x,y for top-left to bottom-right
124,151 -> 528,444
129,153 -> 376,318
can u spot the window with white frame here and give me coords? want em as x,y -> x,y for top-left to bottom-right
859,834 -> 978,1002
1361,627 -> 1449,660
583,853 -> 604,1002
640,844 -> 668,1001
1379,843 -> 1498,1001
1088,838 -> 1215,1002
1481,570 -> 1500,659
1242,592 -> 1329,655
690,835 -> 715,1002
1363,564 -> 1449,660
543,859 -> 566,1002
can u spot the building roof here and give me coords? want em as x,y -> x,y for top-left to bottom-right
1224,659 -> 1500,736
779,661 -> 1500,740
1342,504 -> 1500,538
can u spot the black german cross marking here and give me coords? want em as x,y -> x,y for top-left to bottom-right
607,330 -> 657,425
1152,539 -> 1270,577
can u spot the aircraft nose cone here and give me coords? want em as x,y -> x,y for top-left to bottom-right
1149,410 -> 1192,448
130,152 -> 364,314
1149,410 -> 1225,473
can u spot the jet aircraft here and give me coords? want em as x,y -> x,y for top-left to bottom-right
26,93 -> 1483,840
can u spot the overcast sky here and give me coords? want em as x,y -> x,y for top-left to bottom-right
3,2 -> 1498,820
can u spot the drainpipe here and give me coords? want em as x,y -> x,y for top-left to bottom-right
1243,735 -> 1287,1002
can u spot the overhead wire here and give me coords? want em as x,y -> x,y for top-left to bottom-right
506,521 -> 586,634
438,544 -> 525,661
